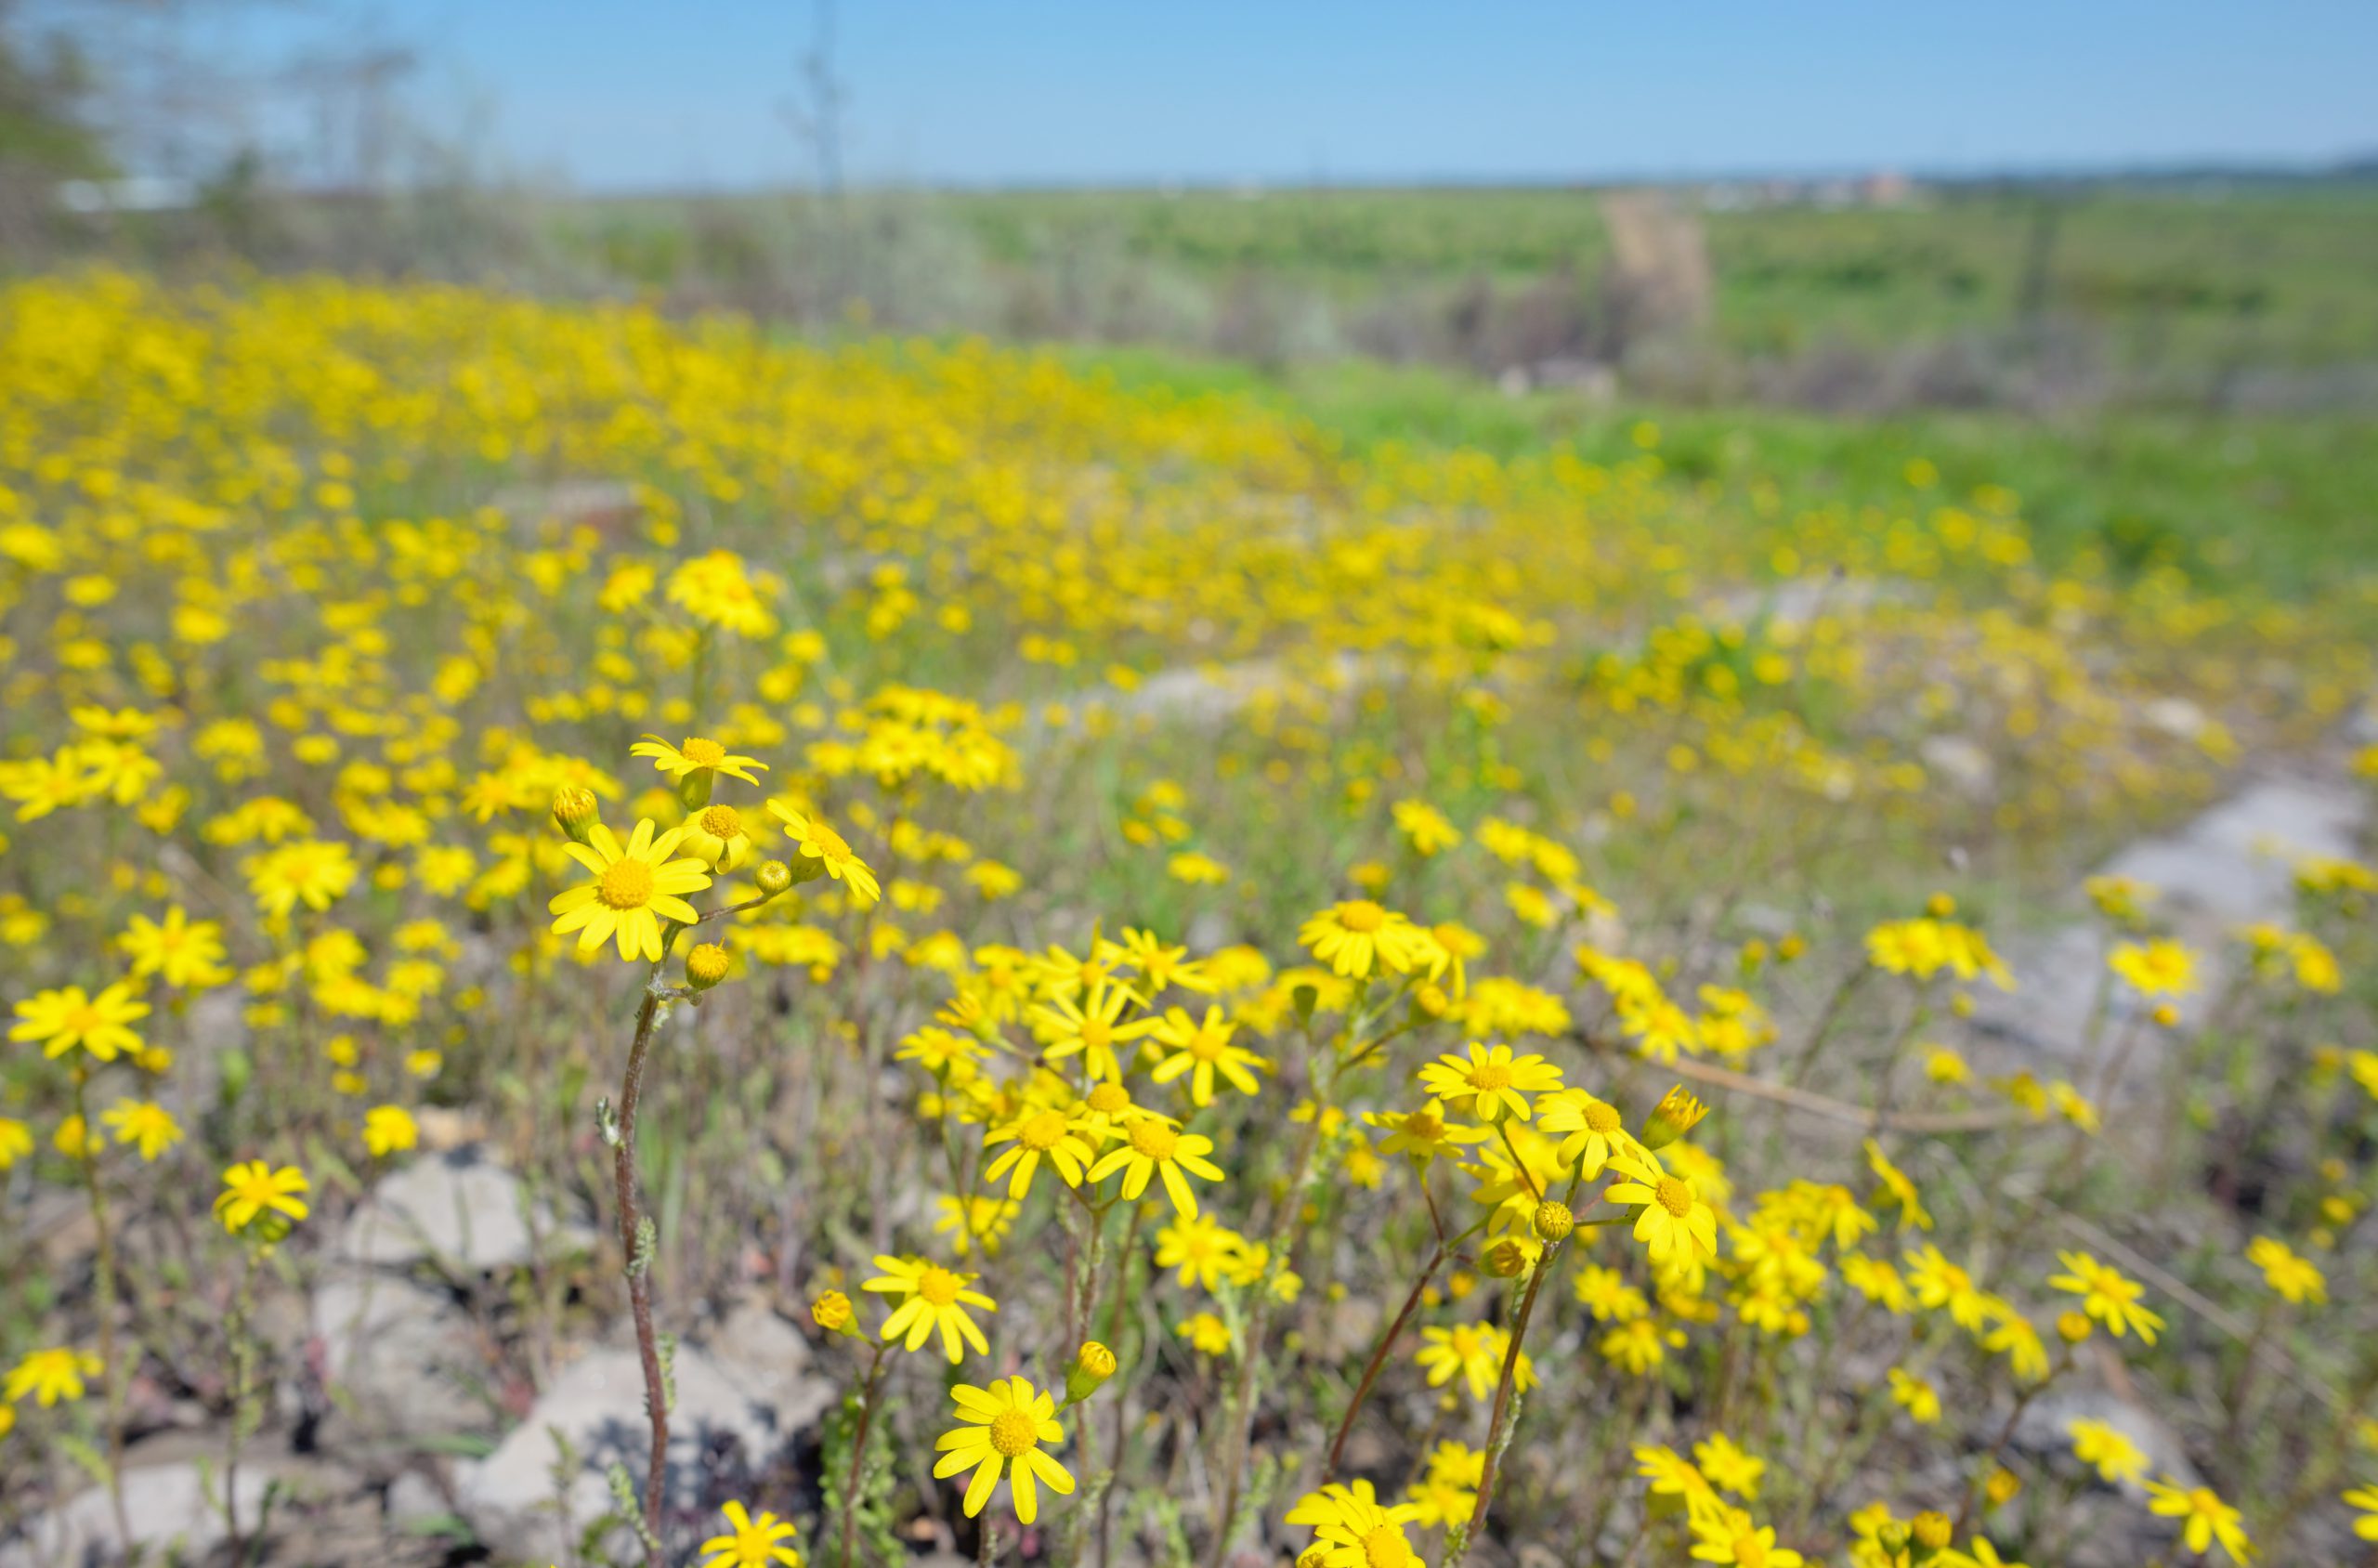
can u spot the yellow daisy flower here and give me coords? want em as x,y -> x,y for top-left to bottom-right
214,1159 -> 310,1235
2143,1477 -> 2251,1564
1536,1088 -> 1636,1175
982,1104 -> 1097,1198
933,1376 -> 1073,1523
2047,1249 -> 2163,1344
1297,899 -> 1432,980
1604,1149 -> 1718,1264
1417,1041 -> 1564,1123
1085,1117 -> 1224,1218
547,817 -> 712,962
863,1255 -> 996,1362
765,800 -> 879,905
699,1499 -> 803,1568
9,981 -> 150,1062
631,735 -> 768,785
1285,1479 -> 1424,1568
98,1099 -> 182,1161
5,1346 -> 101,1406
1147,1005 -> 1266,1104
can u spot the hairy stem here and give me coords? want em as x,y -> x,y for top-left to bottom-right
840,1343 -> 890,1568
612,959 -> 673,1568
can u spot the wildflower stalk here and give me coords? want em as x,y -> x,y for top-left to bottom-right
1453,1248 -> 1554,1566
222,1251 -> 262,1567
838,1341 -> 891,1568
1323,1214 -> 1488,1483
1453,1156 -> 1597,1567
1786,963 -> 1868,1086
1096,1202 -> 1148,1568
1951,1346 -> 2068,1537
1203,1008 -> 1337,1568
609,949 -> 680,1568
2218,1293 -> 2281,1450
68,1071 -> 132,1549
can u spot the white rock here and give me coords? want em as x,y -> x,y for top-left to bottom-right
455,1341 -> 832,1565
1918,734 -> 1995,796
385,1469 -> 451,1525
0,1461 -> 276,1568
2015,1387 -> 2199,1496
312,1268 -> 490,1436
703,1298 -> 812,1379
342,1147 -> 595,1272
2096,775 -> 2363,928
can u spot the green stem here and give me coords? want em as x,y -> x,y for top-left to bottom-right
71,1074 -> 131,1550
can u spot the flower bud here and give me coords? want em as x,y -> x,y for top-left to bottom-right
1911,1511 -> 1953,1555
811,1290 -> 858,1335
754,858 -> 793,896
1065,1340 -> 1117,1404
551,786 -> 600,843
1532,1200 -> 1574,1243
1483,1237 -> 1534,1278
1640,1085 -> 1708,1149
2056,1310 -> 2094,1345
1984,1467 -> 2021,1506
685,943 -> 730,992
676,767 -> 714,811
1412,982 -> 1450,1020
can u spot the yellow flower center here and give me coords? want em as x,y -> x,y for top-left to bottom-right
699,804 -> 743,838
1078,1019 -> 1113,1053
1405,1109 -> 1444,1140
1337,900 -> 1387,934
917,1266 -> 963,1306
810,825 -> 852,863
1655,1176 -> 1694,1217
1186,1028 -> 1228,1062
1360,1526 -> 1410,1568
1086,1082 -> 1130,1114
1468,1061 -> 1513,1091
1733,1534 -> 1767,1568
987,1409 -> 1038,1457
60,1003 -> 103,1035
1130,1121 -> 1180,1160
598,857 -> 656,910
680,738 -> 725,767
1020,1110 -> 1069,1151
1585,1101 -> 1621,1132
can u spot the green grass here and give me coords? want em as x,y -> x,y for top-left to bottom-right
1054,342 -> 2378,603
941,183 -> 2378,368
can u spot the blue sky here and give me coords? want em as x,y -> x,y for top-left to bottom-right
193,1 -> 2378,190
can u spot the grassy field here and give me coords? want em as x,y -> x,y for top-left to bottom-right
1052,343 -> 2378,604
546,181 -> 2378,391
0,274 -> 2372,1568
941,183 -> 2378,366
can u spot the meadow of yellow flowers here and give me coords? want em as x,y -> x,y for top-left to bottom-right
1,272 -> 2374,1567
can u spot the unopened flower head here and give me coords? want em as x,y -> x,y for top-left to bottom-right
550,785 -> 600,843
1641,1085 -> 1709,1148
686,942 -> 731,991
811,1290 -> 858,1335
1066,1339 -> 1117,1404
